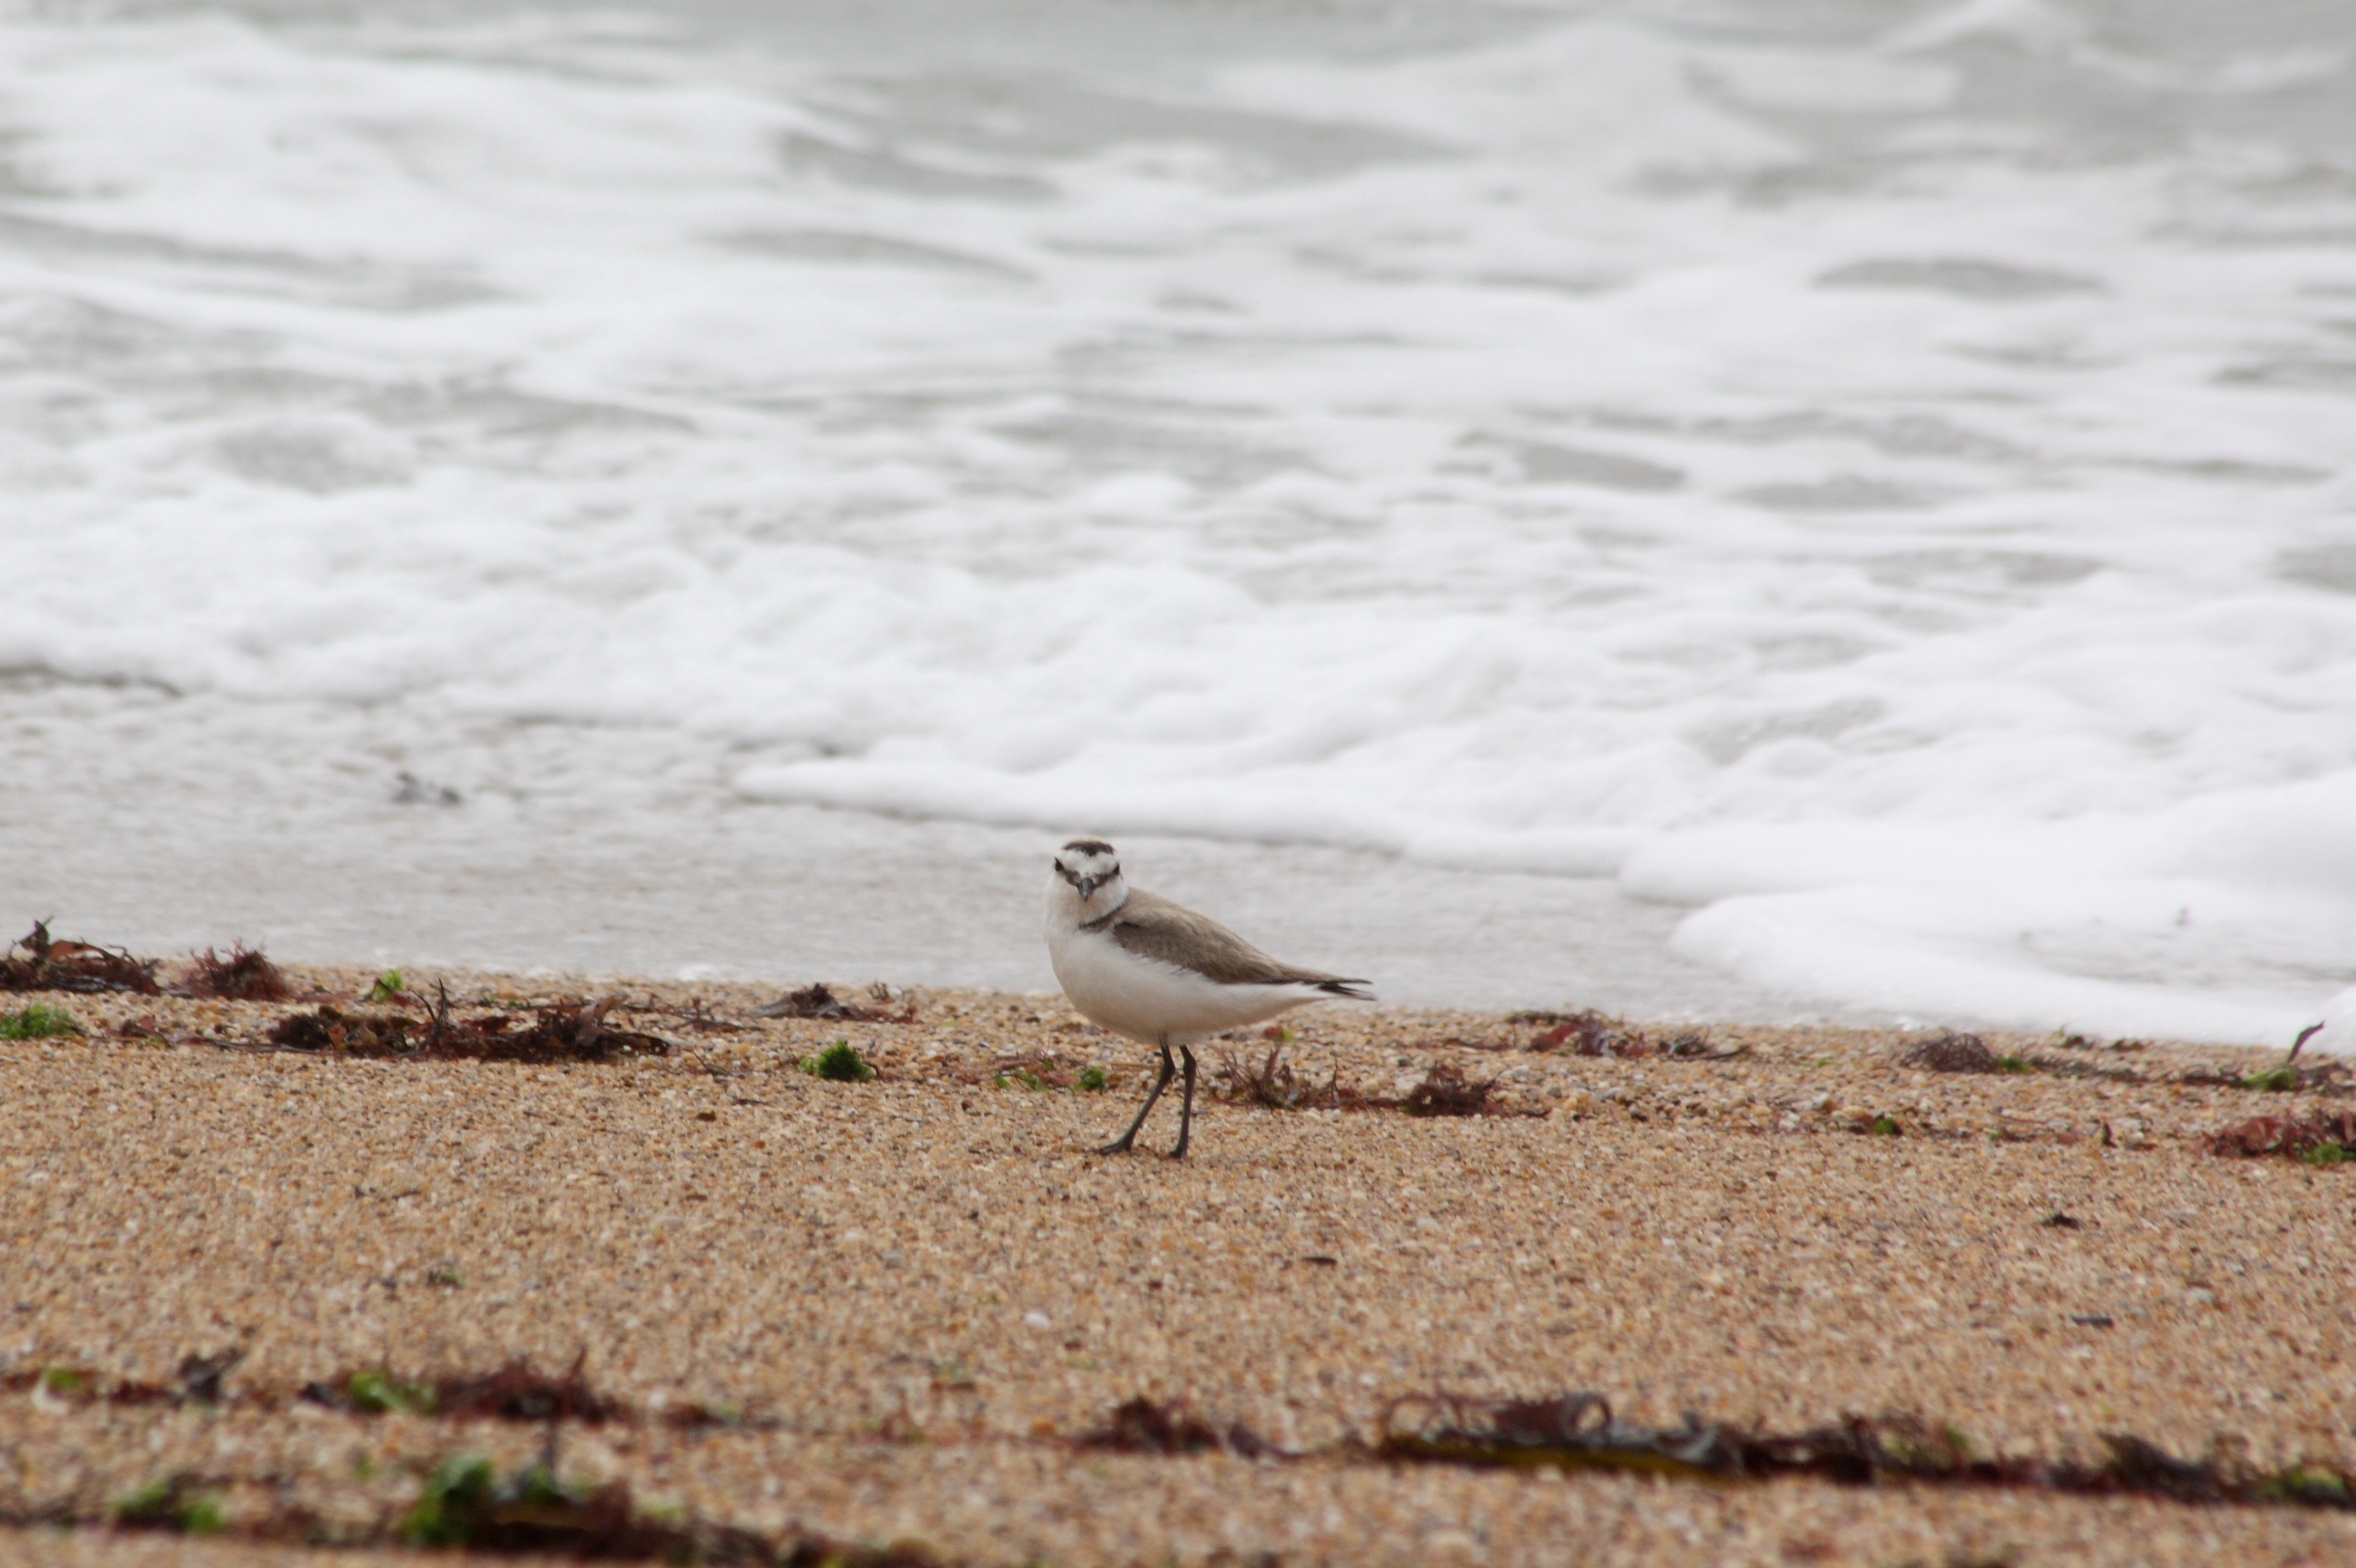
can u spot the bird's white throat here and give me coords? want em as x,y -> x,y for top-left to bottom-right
1045,873 -> 1126,932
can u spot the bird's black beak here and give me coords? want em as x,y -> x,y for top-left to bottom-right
1076,875 -> 1101,900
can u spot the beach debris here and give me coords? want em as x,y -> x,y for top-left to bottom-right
1380,1392 -> 2356,1508
2201,1108 -> 2355,1165
2059,1033 -> 2149,1053
1899,1032 -> 2004,1072
19,1354 -> 2356,1525
801,1039 -> 876,1082
15,1358 -> 233,1411
0,920 -> 161,994
444,995 -> 672,1062
1213,1044 -> 1371,1111
400,1452 -> 776,1559
1516,1010 -> 1650,1057
1401,1062 -> 1503,1117
267,992 -> 672,1061
437,1356 -> 624,1425
173,942 -> 292,1001
2203,1025 -> 2351,1093
2178,1063 -> 2270,1090
179,1348 -> 245,1404
662,998 -> 749,1033
70,1445 -> 914,1562
2031,1054 -> 2147,1085
109,1474 -> 226,1535
0,1003 -> 81,1040
1213,1048 -> 1527,1117
986,1050 -> 1073,1089
342,1368 -> 437,1415
1659,1030 -> 1743,1060
300,1361 -> 741,1427
1080,1395 -> 1267,1457
269,1007 -> 415,1054
754,981 -> 916,1023
5,1358 -> 756,1431
1511,1013 -> 1740,1060
1386,1391 -> 1744,1477
23,1366 -> 92,1408
2287,1020 -> 2326,1064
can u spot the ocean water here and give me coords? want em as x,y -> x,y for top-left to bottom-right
2,0 -> 2351,1045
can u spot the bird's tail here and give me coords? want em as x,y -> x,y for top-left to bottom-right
1315,978 -> 1374,1001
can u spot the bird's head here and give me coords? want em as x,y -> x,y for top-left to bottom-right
1049,837 -> 1126,910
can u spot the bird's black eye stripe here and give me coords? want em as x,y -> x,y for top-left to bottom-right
1056,862 -> 1081,886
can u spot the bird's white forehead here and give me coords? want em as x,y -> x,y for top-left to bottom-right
1055,838 -> 1120,872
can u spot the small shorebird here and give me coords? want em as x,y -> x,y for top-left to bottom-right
1044,838 -> 1371,1158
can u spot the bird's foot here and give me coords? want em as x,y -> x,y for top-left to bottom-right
1167,1137 -> 1190,1160
1094,1137 -> 1137,1156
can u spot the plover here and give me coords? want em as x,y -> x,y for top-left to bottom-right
1044,838 -> 1371,1158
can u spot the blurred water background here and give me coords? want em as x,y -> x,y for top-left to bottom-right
2,0 -> 2352,1042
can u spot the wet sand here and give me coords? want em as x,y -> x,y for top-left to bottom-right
2,972 -> 2351,1565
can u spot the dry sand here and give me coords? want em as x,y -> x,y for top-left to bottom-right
2,971 -> 2352,1566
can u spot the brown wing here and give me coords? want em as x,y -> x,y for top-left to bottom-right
1105,888 -> 1370,996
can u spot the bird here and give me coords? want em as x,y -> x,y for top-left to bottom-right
1043,837 -> 1372,1158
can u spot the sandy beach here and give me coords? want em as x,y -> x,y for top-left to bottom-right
2,965 -> 2351,1566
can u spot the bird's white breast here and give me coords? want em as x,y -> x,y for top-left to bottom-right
1046,920 -> 1323,1045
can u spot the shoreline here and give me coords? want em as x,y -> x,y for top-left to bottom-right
7,676 -> 2345,1052
4,967 -> 2351,1564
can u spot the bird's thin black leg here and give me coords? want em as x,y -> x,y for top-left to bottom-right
1169,1045 -> 1198,1159
1097,1040 -> 1176,1155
